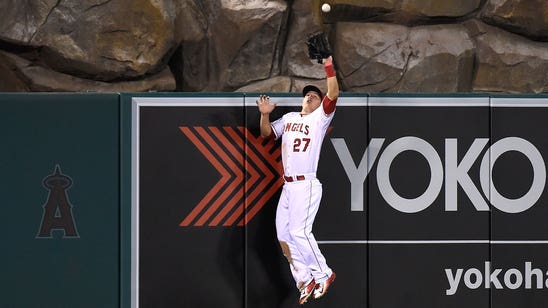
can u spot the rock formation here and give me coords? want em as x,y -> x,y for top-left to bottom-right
0,0 -> 546,93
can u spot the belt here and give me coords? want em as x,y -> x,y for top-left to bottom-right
283,175 -> 306,182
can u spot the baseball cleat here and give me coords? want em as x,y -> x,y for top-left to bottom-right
313,272 -> 336,299
298,279 -> 316,305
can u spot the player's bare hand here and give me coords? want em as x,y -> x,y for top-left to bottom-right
256,94 -> 276,115
322,56 -> 333,65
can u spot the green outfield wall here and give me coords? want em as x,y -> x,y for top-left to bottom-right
0,94 -> 120,308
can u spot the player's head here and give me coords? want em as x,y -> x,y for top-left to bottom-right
301,85 -> 323,114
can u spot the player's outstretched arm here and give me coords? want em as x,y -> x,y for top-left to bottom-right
323,56 -> 339,114
257,94 -> 276,138
323,56 -> 339,100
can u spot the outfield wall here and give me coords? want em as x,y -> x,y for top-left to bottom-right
0,94 -> 120,308
3,93 -> 548,308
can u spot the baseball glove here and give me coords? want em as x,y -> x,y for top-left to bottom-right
306,32 -> 332,64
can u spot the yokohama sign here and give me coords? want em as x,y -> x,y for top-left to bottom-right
334,136 -> 545,213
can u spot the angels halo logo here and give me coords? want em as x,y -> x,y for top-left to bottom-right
36,165 -> 79,238
179,126 -> 283,227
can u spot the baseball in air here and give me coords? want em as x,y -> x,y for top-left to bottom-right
321,3 -> 331,13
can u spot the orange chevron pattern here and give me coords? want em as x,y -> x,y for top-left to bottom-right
179,126 -> 283,227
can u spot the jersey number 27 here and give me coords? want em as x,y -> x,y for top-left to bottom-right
293,138 -> 311,152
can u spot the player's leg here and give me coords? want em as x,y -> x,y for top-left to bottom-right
287,180 -> 333,282
276,185 -> 312,289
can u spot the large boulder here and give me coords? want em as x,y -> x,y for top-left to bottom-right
225,8 -> 289,89
334,22 -> 410,92
201,0 -> 288,91
0,0 -> 206,82
28,0 -> 181,81
394,24 -> 475,92
0,51 -> 175,92
480,0 -> 548,40
334,22 -> 475,92
468,21 -> 548,93
0,0 -> 58,44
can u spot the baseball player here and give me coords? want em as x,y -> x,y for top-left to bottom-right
257,55 -> 338,305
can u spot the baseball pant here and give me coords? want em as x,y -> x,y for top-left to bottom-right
276,179 -> 333,289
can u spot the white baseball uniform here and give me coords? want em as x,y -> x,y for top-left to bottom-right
270,96 -> 336,289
